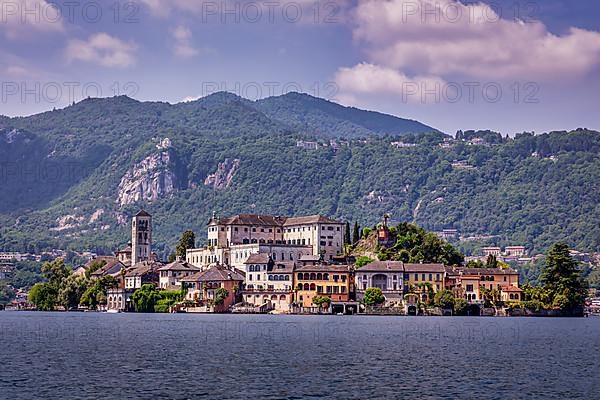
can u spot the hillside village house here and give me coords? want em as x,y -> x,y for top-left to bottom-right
241,254 -> 295,312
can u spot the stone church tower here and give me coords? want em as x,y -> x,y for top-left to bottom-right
131,210 -> 152,265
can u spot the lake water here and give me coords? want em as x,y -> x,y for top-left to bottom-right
1,312 -> 599,399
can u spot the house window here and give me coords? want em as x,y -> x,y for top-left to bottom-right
422,274 -> 426,281
436,274 -> 440,280
429,274 -> 433,281
466,284 -> 474,292
414,274 -> 419,281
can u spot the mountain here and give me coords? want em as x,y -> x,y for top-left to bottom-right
0,93 -> 598,259
254,92 -> 439,138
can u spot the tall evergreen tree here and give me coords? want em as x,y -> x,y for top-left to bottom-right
344,222 -> 351,246
352,222 -> 360,245
540,243 -> 588,313
176,230 -> 196,259
486,254 -> 498,268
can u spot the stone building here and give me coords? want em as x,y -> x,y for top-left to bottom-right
355,261 -> 404,306
131,210 -> 152,265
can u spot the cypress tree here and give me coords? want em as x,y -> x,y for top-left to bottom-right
344,222 -> 351,246
352,222 -> 360,245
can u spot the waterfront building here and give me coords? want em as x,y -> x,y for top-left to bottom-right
355,261 -> 404,306
403,263 -> 446,295
294,264 -> 353,309
241,254 -> 295,312
445,267 -> 521,304
500,285 -> 524,302
180,265 -> 245,312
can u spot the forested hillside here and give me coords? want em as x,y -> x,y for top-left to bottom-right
0,93 -> 598,258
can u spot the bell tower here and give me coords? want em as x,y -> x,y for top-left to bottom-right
131,210 -> 152,265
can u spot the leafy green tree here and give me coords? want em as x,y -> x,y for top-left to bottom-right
167,253 -> 176,263
434,289 -> 455,309
176,230 -> 196,258
28,283 -> 56,311
59,274 -> 89,310
355,256 -> 374,268
79,275 -> 118,309
85,260 -> 106,278
465,260 -> 485,268
131,284 -> 160,312
362,227 -> 372,238
453,297 -> 468,315
312,295 -> 331,308
0,284 -> 16,304
540,243 -> 588,313
42,258 -> 71,290
213,287 -> 229,305
363,288 -> 385,306
27,259 -> 72,310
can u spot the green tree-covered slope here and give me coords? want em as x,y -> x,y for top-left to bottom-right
0,93 -> 598,258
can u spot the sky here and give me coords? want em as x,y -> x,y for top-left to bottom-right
1,0 -> 599,135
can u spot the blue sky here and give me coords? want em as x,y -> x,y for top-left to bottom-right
1,0 -> 599,135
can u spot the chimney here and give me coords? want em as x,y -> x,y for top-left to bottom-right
176,256 -> 182,262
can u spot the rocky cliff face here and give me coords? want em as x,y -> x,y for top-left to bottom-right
204,158 -> 240,190
117,146 -> 182,206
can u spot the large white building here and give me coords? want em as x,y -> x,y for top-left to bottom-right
186,213 -> 345,269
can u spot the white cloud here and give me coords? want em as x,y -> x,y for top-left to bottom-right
65,33 -> 137,68
350,0 -> 600,81
171,25 -> 198,58
335,62 -> 448,103
0,0 -> 64,39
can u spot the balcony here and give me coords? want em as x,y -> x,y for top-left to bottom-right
241,288 -> 292,294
